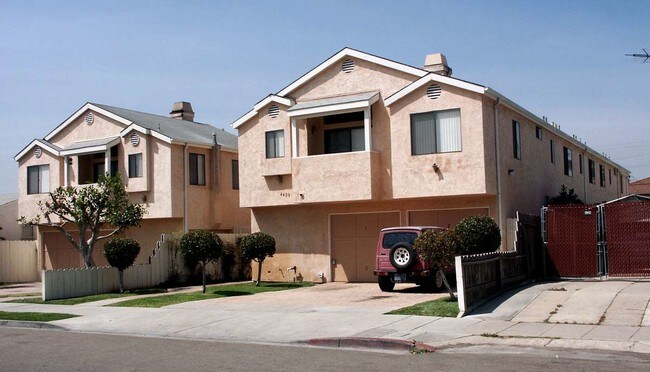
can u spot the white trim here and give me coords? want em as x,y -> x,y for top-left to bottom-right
232,95 -> 295,129
385,73 -> 485,106
170,140 -> 214,149
44,103 -> 132,141
58,137 -> 121,156
363,107 -> 371,152
278,48 -> 427,97
253,95 -> 294,111
287,98 -> 376,118
291,118 -> 298,158
14,139 -> 60,161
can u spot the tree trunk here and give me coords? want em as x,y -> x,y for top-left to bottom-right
118,270 -> 124,293
202,261 -> 206,294
438,264 -> 456,300
81,242 -> 95,268
256,260 -> 263,287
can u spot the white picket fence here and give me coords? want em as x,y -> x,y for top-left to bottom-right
42,234 -> 176,300
0,240 -> 39,283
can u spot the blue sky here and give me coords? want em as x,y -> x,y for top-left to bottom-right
1,0 -> 648,194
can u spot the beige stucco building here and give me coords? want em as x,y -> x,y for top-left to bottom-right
15,102 -> 249,270
233,48 -> 629,283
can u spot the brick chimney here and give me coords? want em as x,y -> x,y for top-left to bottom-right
423,53 -> 452,76
170,101 -> 195,122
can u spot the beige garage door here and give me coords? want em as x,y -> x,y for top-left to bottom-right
331,212 -> 400,282
408,208 -> 489,229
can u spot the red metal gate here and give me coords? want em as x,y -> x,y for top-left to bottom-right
606,201 -> 650,277
545,205 -> 598,277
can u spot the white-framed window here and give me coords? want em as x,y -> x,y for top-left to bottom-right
410,109 -> 461,155
265,130 -> 285,158
128,153 -> 143,178
512,120 -> 521,160
536,126 -> 542,140
563,147 -> 573,176
189,153 -> 206,186
27,164 -> 49,194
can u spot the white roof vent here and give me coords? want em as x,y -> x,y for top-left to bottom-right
342,58 -> 355,73
85,112 -> 94,125
130,133 -> 140,146
34,147 -> 42,158
268,105 -> 279,118
426,84 -> 442,99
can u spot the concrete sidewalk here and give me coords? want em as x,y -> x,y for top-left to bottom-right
1,281 -> 649,354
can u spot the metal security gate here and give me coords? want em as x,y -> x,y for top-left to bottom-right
605,202 -> 650,277
543,201 -> 650,278
542,205 -> 599,277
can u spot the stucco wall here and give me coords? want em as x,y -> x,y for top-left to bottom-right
482,101 -> 628,225
47,110 -> 125,149
17,148 -> 62,220
388,82 -> 487,199
251,195 -> 496,282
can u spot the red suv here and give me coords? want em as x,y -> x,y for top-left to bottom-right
374,226 -> 450,292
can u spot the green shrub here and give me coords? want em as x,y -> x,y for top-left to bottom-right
454,215 -> 501,255
413,229 -> 458,298
104,238 -> 141,293
180,230 -> 223,293
239,232 -> 276,286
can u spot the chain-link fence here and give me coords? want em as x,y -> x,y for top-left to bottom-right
606,201 -> 650,277
544,205 -> 599,277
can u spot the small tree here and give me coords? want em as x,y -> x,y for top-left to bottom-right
180,230 -> 223,294
547,185 -> 583,205
413,229 -> 458,299
104,238 -> 141,293
21,173 -> 145,267
454,215 -> 501,255
239,232 -> 276,287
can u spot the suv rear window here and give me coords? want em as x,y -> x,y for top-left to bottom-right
382,232 -> 418,249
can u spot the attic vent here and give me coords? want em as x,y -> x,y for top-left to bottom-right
130,133 -> 140,146
268,105 -> 279,118
34,147 -> 42,159
342,59 -> 355,73
426,84 -> 442,99
85,112 -> 94,125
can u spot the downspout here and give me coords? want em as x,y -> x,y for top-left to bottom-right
493,97 -> 503,238
183,144 -> 189,233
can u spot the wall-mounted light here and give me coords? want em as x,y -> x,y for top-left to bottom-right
277,175 -> 283,183
508,169 -> 515,176
432,163 -> 440,172
141,195 -> 147,203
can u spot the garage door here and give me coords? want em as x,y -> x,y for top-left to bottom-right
331,212 -> 400,282
408,208 -> 489,228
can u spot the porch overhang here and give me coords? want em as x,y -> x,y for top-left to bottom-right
59,136 -> 121,156
287,92 -> 380,119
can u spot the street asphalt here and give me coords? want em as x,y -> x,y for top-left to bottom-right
1,280 -> 649,354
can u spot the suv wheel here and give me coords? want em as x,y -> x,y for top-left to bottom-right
378,276 -> 395,292
389,243 -> 416,270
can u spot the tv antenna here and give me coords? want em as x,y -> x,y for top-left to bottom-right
626,48 -> 649,63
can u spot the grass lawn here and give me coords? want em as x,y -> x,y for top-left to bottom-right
0,293 -> 41,299
7,289 -> 166,306
387,297 -> 459,317
113,282 -> 313,308
0,310 -> 78,322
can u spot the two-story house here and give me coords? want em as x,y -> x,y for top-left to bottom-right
233,48 -> 629,283
15,102 -> 249,270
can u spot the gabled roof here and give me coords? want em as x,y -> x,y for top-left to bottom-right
231,95 -> 294,129
277,47 -> 428,97
13,139 -> 62,161
93,104 -> 237,150
385,73 -> 486,106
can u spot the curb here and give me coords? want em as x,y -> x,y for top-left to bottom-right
0,320 -> 67,331
301,337 -> 436,353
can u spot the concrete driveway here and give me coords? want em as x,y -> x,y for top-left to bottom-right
167,282 -> 448,314
470,280 -> 650,327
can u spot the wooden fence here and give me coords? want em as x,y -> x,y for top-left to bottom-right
0,240 -> 39,283
455,212 -> 541,317
42,234 -> 175,300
